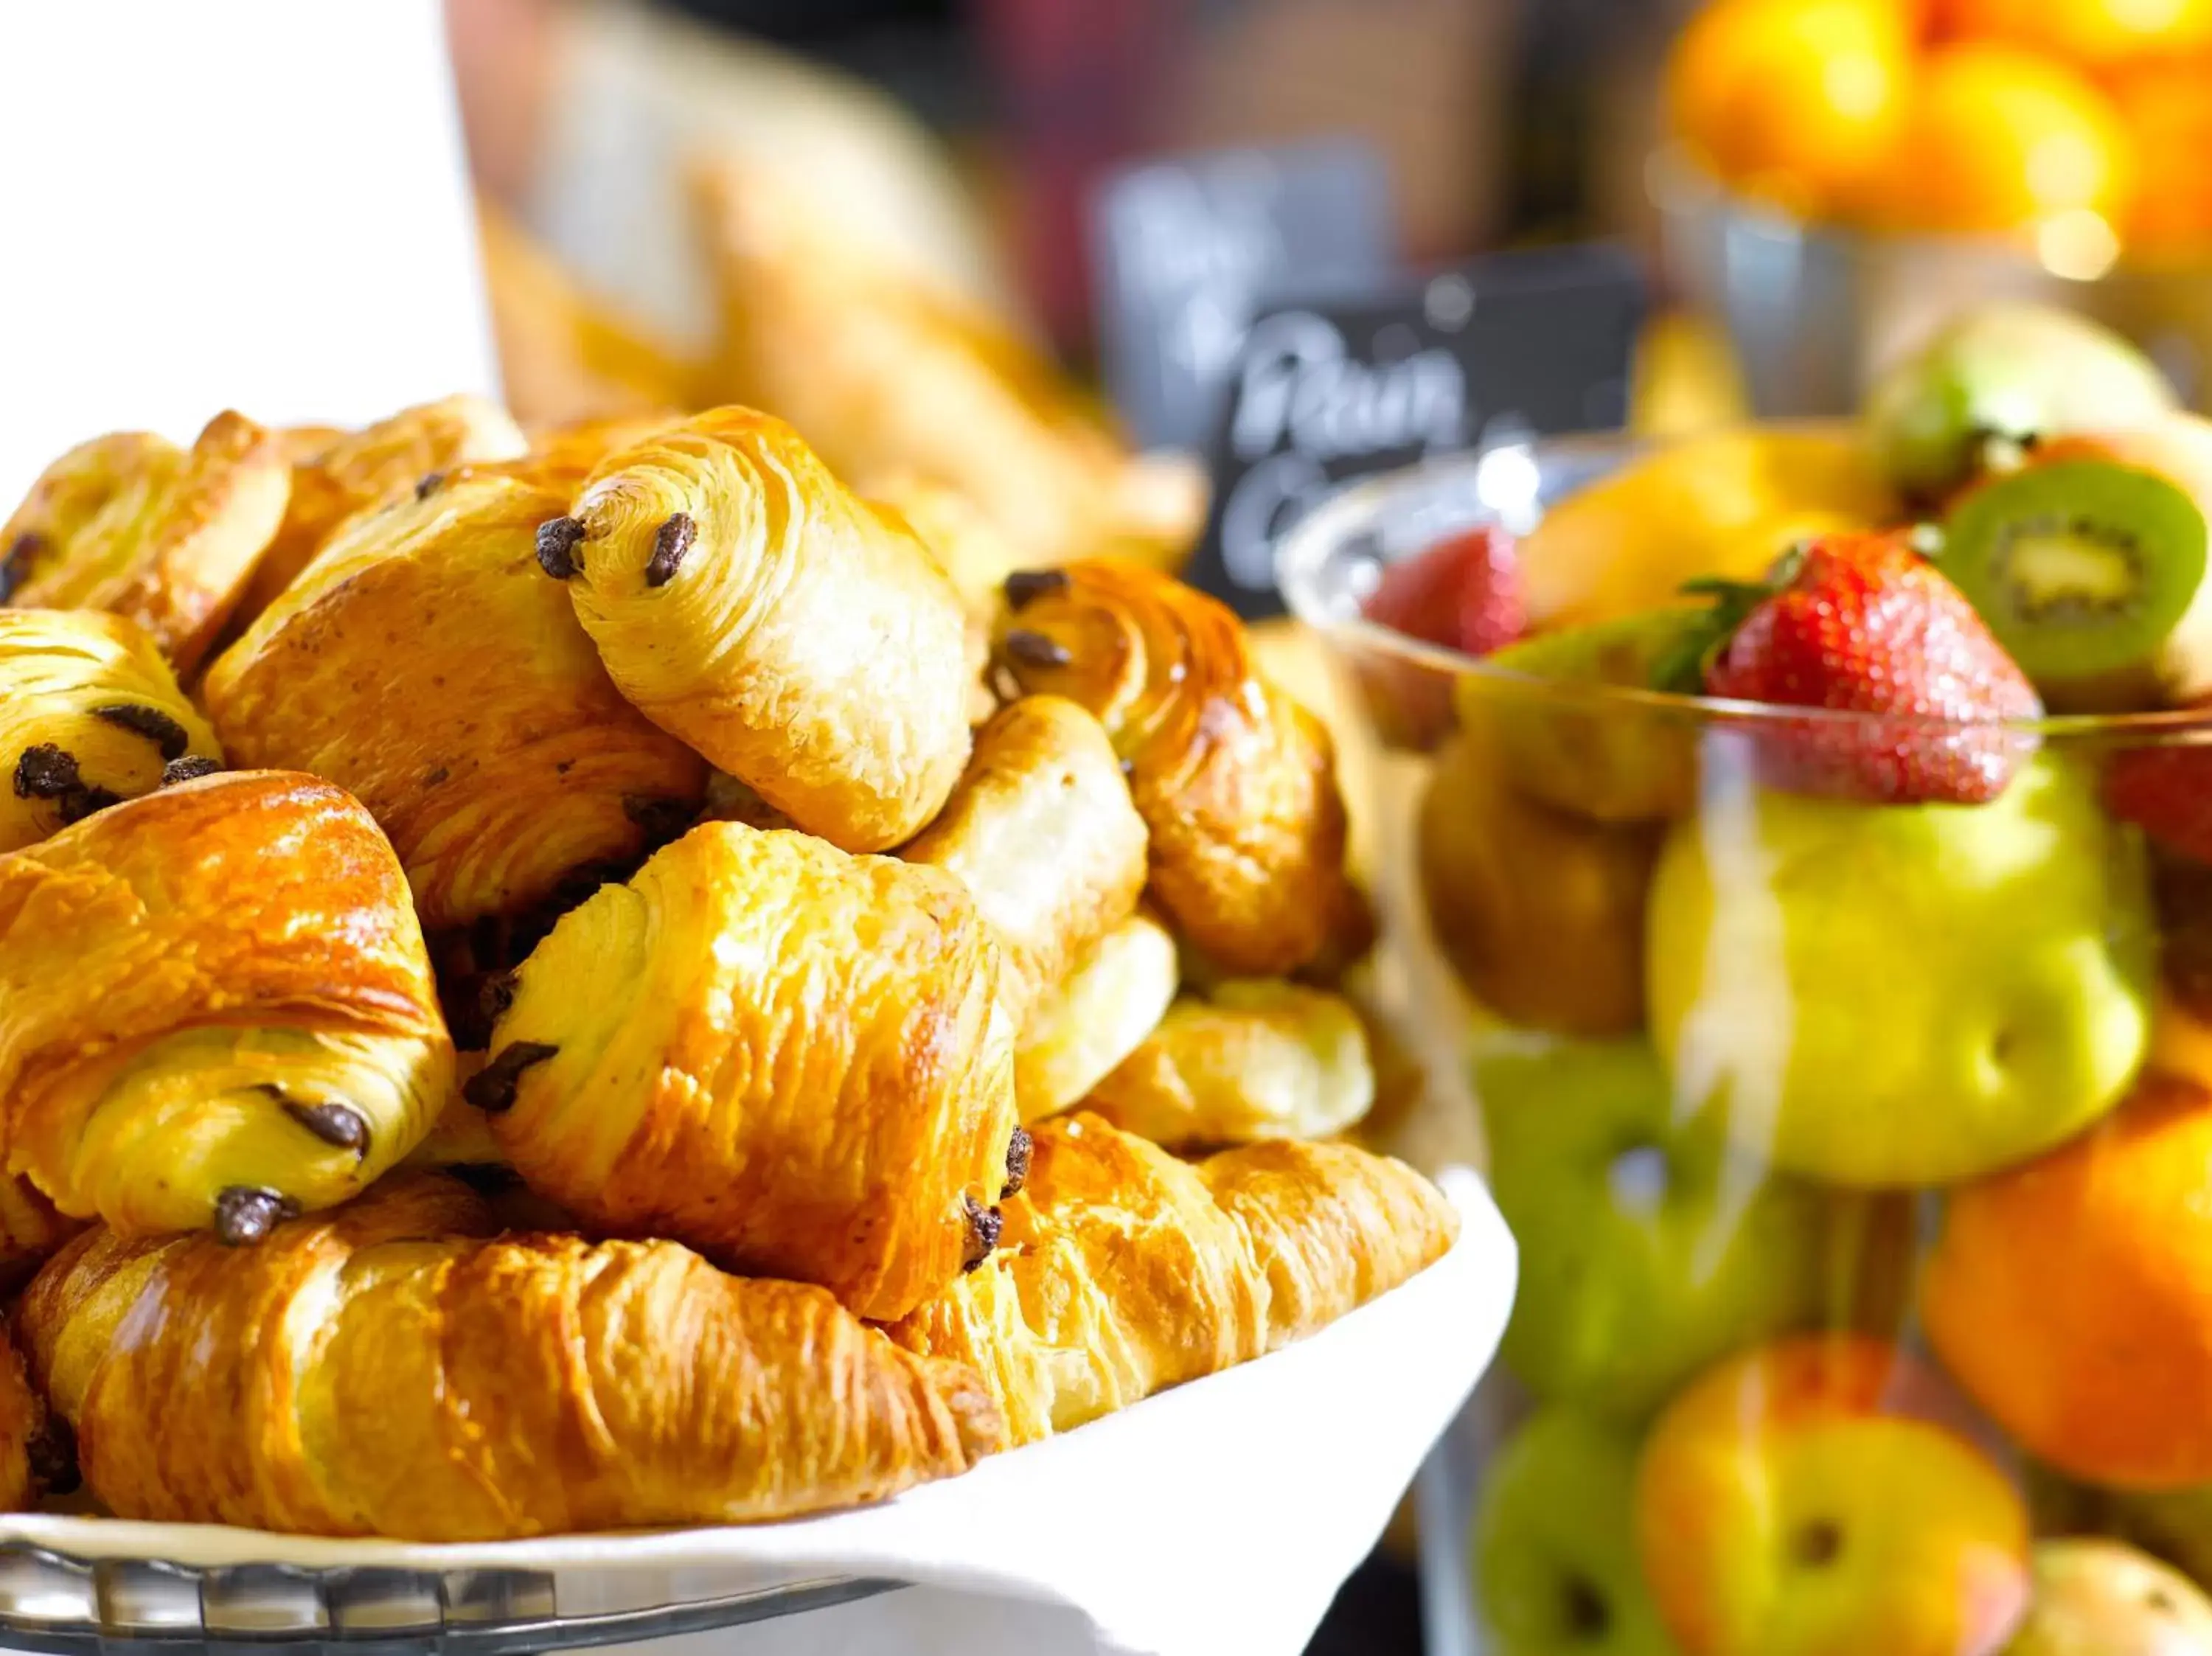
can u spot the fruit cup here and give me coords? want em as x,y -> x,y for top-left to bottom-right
1279,429 -> 2212,1656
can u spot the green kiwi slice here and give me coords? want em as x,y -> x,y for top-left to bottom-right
1941,459 -> 2208,698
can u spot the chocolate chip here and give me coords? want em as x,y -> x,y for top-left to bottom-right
423,766 -> 451,787
56,785 -> 120,825
213,1186 -> 297,1247
644,511 -> 695,588
535,516 -> 585,580
1001,628 -> 1071,669
415,470 -> 446,501
1001,1126 -> 1032,1200
0,532 -> 42,605
281,1099 -> 372,1158
624,793 -> 696,845
27,1416 -> 78,1496
961,1194 -> 1003,1272
1003,568 -> 1069,608
13,744 -> 80,800
462,1040 -> 559,1114
91,703 -> 191,760
479,970 -> 518,1027
161,754 -> 222,787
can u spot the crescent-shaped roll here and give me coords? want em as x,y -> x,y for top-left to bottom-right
692,158 -> 1206,571
1015,910 -> 1181,1122
990,559 -> 1352,975
232,394 -> 528,629
549,406 -> 973,852
17,1172 -> 1001,1539
0,771 -> 454,1237
888,1113 -> 1457,1446
0,609 -> 223,853
1,411 -> 290,674
901,697 -> 1148,1023
201,470 -> 708,931
1080,981 -> 1375,1149
483,821 -> 1020,1322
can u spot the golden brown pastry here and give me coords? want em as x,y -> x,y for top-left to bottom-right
872,475 -> 1020,724
991,559 -> 1351,975
1082,981 -> 1374,1149
1,411 -> 290,674
888,1113 -> 1456,1446
18,1173 -> 1000,1539
483,821 -> 1020,1322
500,413 -> 684,495
202,470 -> 707,931
0,771 -> 454,1238
901,696 -> 1148,1023
1015,910 -> 1181,1121
0,1176 -> 83,1295
0,1323 -> 46,1512
693,156 -> 1206,570
232,394 -> 529,629
0,608 -> 223,854
478,201 -> 706,429
550,406 -> 972,852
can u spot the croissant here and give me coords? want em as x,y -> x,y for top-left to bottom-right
0,771 -> 453,1238
901,697 -> 1148,1023
1,411 -> 290,674
888,1113 -> 1456,1446
549,406 -> 973,852
484,821 -> 1020,1322
1015,909 -> 1181,1121
692,158 -> 1206,570
991,559 -> 1351,974
0,609 -> 223,854
202,470 -> 707,930
230,394 -> 528,630
1081,981 -> 1374,1149
17,1172 -> 1001,1539
479,200 -> 706,429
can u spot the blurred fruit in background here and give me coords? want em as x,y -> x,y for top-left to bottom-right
1667,0 -> 2212,263
1666,0 -> 1913,222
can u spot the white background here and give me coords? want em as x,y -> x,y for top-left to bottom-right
0,0 -> 499,505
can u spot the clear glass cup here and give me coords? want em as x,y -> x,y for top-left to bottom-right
1280,434 -> 2212,1656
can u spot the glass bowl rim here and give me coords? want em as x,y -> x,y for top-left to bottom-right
1273,431 -> 2212,740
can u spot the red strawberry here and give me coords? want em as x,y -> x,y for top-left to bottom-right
1363,524 -> 1526,656
2106,726 -> 2212,864
1695,530 -> 2043,805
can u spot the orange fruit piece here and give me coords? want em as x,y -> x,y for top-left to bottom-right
1668,0 -> 1913,220
1925,1069 -> 2212,1489
1863,43 -> 2132,237
1937,0 -> 2212,68
2107,55 -> 2212,260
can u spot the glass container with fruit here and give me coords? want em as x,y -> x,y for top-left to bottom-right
1281,304 -> 2212,1656
1655,0 -> 2212,417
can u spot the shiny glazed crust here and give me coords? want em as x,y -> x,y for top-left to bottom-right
232,394 -> 528,630
486,821 -> 1019,1322
1,412 -> 291,674
900,696 -> 1148,1023
563,407 -> 973,852
202,470 -> 706,930
991,558 -> 1352,975
1082,981 -> 1375,1149
888,1114 -> 1456,1445
0,608 -> 223,853
0,772 -> 453,1233
16,1174 -> 1001,1538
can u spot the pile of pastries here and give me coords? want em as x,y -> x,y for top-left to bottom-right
0,177 -> 1455,1543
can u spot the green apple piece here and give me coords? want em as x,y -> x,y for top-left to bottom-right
1479,1037 -> 1832,1419
1472,1407 -> 1677,1656
1466,612 -> 1708,824
1647,752 -> 2154,1188
2008,1540 -> 2212,1655
1865,304 -> 2177,502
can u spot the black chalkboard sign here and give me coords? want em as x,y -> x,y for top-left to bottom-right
1090,140 -> 1397,453
1186,244 -> 1648,620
